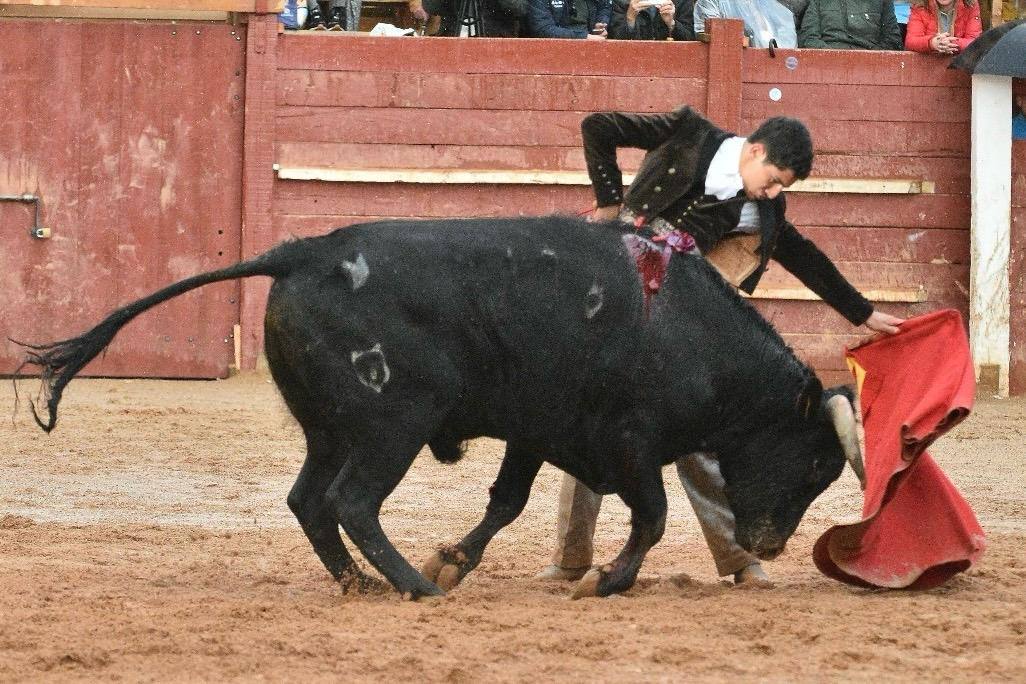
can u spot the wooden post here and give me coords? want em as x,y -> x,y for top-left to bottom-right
240,13 -> 279,370
705,18 -> 744,131
970,74 -> 1013,396
991,0 -> 1004,28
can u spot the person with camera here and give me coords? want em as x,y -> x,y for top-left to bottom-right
536,107 -> 904,587
608,0 -> 696,40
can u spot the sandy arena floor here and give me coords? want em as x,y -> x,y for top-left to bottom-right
0,375 -> 1023,682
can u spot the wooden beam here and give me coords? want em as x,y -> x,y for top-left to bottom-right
0,1 -> 282,12
0,5 -> 231,18
743,287 -> 928,303
274,165 -> 936,194
970,74 -> 1013,396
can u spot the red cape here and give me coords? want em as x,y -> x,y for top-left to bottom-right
813,309 -> 986,589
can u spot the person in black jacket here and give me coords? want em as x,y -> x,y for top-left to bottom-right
538,107 -> 904,586
424,0 -> 526,36
527,0 -> 612,37
609,0 -> 695,40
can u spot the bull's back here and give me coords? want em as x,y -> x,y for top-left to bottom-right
264,216 -> 651,442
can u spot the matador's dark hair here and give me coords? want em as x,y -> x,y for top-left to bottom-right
748,116 -> 814,180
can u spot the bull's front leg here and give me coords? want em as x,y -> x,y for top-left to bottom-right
572,457 -> 667,599
422,443 -> 543,590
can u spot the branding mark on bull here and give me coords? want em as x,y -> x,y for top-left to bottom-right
342,253 -> 369,290
351,343 -> 390,393
585,282 -> 604,319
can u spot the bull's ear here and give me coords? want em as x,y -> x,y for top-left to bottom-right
796,376 -> 823,421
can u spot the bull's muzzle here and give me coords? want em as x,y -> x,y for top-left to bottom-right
826,394 -> 866,489
736,518 -> 786,560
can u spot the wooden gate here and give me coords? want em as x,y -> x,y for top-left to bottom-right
0,20 -> 246,377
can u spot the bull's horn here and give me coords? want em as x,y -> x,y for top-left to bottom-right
826,395 -> 866,490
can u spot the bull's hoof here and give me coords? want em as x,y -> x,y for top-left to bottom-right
401,583 -> 446,601
421,545 -> 469,591
571,568 -> 606,599
536,564 -> 590,582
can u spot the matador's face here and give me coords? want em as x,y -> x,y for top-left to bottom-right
739,142 -> 797,201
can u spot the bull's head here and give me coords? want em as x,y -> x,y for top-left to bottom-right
717,380 -> 864,560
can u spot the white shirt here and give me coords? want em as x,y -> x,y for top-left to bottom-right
704,136 -> 760,233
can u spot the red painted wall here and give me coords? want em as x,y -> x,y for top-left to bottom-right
1,16 -> 988,387
265,30 -> 972,387
0,20 -> 245,377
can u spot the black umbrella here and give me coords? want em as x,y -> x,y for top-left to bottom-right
949,19 -> 1026,76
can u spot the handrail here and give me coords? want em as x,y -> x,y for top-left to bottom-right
273,165 -> 936,194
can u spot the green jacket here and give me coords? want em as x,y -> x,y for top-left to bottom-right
798,0 -> 902,49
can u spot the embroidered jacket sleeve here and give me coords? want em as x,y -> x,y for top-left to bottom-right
581,110 -> 681,207
771,219 -> 874,325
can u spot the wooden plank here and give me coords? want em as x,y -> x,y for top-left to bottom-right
743,119 -> 971,156
240,14 -> 279,371
1,0 -> 280,11
705,18 -> 743,131
274,166 -> 935,194
756,260 -> 969,301
277,33 -> 710,77
1013,172 -> 1026,207
753,300 -> 945,335
275,180 -> 596,217
273,182 -> 970,226
285,108 -> 970,154
744,287 -> 927,302
276,143 -> 969,192
742,83 -> 970,123
274,214 -> 429,239
0,6 -> 231,18
276,70 -> 705,112
786,193 -> 969,228
280,106 -> 603,146
812,154 -> 969,195
275,141 -> 605,172
742,49 -> 970,87
799,226 -> 969,264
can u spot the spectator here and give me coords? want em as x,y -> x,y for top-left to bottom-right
609,0 -> 696,39
306,0 -> 359,30
775,0 -> 809,32
423,0 -> 527,35
1014,93 -> 1026,141
527,0 -> 612,37
695,0 -> 798,47
798,0 -> 902,48
904,0 -> 981,53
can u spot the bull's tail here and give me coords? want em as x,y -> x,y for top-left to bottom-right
15,243 -> 301,433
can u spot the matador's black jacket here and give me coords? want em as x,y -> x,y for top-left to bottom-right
582,106 -> 873,325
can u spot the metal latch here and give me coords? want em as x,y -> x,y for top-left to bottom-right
1,194 -> 50,239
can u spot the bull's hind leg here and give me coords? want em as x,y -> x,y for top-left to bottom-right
572,464 -> 667,599
422,442 -> 543,590
327,430 -> 446,600
287,428 -> 386,593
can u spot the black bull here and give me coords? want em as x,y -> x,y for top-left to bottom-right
19,216 -> 852,599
